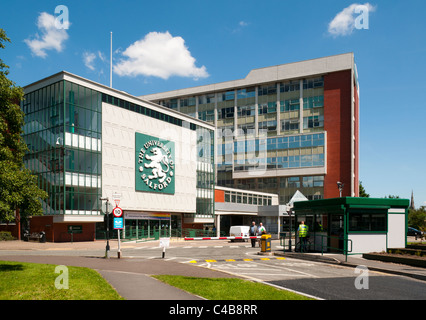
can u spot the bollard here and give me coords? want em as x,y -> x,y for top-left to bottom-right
261,234 -> 271,253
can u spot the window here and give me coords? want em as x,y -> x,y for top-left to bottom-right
237,87 -> 255,99
198,110 -> 214,122
303,115 -> 324,129
281,119 -> 299,131
303,95 -> 324,109
280,99 -> 300,112
218,107 -> 234,119
349,212 -> 387,232
288,177 -> 300,188
258,102 -> 276,114
280,80 -> 300,92
222,90 -> 235,101
237,105 -> 255,117
258,85 -> 277,96
258,120 -> 277,131
303,77 -> 324,89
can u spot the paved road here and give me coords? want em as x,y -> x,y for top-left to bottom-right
1,239 -> 425,300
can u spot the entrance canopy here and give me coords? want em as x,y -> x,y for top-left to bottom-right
285,190 -> 308,212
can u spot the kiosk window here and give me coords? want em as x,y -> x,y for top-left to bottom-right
349,213 -> 387,232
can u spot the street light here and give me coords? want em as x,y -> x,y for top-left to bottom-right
337,181 -> 344,198
288,210 -> 293,252
100,197 -> 110,258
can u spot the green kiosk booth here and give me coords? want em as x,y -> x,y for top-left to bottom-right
292,197 -> 409,258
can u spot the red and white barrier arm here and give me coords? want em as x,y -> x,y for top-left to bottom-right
184,236 -> 261,241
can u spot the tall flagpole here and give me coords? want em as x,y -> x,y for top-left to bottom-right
110,31 -> 112,88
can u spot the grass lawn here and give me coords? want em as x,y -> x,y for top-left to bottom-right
0,260 -> 123,300
153,275 -> 315,300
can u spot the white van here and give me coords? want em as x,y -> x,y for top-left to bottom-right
229,225 -> 250,242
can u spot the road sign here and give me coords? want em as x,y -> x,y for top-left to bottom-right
67,225 -> 82,234
112,192 -> 121,207
112,206 -> 123,218
159,238 -> 170,248
113,218 -> 123,229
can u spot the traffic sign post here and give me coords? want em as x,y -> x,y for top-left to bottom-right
113,217 -> 123,259
159,237 -> 170,259
112,206 -> 123,218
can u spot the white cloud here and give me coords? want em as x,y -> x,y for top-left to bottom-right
113,31 -> 208,80
328,3 -> 376,37
83,52 -> 96,70
24,12 -> 69,58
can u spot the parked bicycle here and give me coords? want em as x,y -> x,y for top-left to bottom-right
295,236 -> 313,252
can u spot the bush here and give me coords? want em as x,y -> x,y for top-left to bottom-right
0,231 -> 15,241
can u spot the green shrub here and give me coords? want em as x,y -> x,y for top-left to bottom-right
0,231 -> 15,241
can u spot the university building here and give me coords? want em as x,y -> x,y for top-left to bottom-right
1,53 -> 362,242
141,53 -> 360,204
19,71 -> 215,241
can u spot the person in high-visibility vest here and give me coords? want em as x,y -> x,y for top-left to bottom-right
297,221 -> 309,252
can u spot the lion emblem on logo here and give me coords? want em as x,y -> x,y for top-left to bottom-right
137,138 -> 174,192
144,147 -> 170,183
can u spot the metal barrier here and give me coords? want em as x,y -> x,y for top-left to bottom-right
185,236 -> 261,241
279,233 -> 353,262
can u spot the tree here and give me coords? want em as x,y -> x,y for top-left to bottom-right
359,181 -> 370,197
408,207 -> 426,231
0,28 -> 47,224
384,195 -> 400,199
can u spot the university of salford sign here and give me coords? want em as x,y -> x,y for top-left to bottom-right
135,132 -> 175,194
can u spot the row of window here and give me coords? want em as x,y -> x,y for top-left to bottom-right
216,175 -> 325,205
233,154 -> 325,170
101,93 -> 197,131
214,95 -> 324,120
225,176 -> 324,189
224,190 -> 273,206
158,77 -> 324,109
232,134 -> 325,153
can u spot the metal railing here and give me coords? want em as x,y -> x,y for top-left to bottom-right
280,233 -> 353,261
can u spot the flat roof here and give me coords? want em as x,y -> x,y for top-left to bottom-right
23,71 -> 215,131
294,197 -> 410,212
140,52 -> 354,100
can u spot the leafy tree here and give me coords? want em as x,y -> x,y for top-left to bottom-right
408,207 -> 426,231
384,195 -> 400,199
0,28 -> 47,223
359,181 -> 370,197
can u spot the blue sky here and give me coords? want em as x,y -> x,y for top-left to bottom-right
2,0 -> 426,206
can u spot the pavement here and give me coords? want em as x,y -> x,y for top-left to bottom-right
0,239 -> 425,300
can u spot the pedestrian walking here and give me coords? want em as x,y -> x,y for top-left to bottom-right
249,221 -> 258,248
258,222 -> 266,235
257,222 -> 266,247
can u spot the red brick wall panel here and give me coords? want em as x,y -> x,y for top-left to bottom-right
323,70 -> 353,198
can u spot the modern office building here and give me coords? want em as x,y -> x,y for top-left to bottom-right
9,53 -> 361,242
141,53 -> 360,204
20,71 -> 215,241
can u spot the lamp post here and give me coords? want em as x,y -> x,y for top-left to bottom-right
288,210 -> 293,252
337,181 -> 344,198
100,197 -> 110,258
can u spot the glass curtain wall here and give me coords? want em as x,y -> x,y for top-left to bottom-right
156,76 -> 325,205
196,126 -> 215,219
22,80 -> 102,216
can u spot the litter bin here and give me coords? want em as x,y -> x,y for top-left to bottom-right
39,231 -> 46,243
261,234 -> 271,253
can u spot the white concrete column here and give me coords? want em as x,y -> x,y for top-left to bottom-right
299,79 -> 304,133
